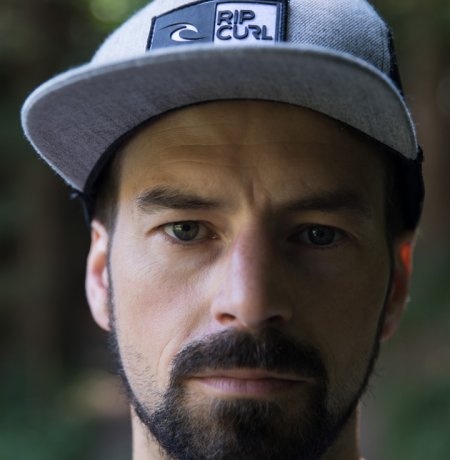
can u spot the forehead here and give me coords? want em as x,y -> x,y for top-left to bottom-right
115,100 -> 386,207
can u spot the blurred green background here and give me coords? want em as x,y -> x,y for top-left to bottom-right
1,0 -> 449,459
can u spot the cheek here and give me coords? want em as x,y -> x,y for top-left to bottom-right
109,238 -> 208,389
302,246 -> 391,385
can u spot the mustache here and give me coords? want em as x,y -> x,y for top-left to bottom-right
170,329 -> 328,385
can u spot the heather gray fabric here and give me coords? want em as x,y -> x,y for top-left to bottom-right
21,0 -> 418,192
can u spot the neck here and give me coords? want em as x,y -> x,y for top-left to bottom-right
321,408 -> 362,460
131,406 -> 363,460
131,409 -> 165,460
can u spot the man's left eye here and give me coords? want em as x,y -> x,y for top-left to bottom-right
294,225 -> 344,247
163,221 -> 209,242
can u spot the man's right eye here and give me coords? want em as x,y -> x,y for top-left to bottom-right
163,221 -> 210,242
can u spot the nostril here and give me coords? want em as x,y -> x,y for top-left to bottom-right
214,308 -> 291,329
267,314 -> 285,324
216,312 -> 237,325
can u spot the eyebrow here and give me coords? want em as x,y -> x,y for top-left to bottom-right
282,189 -> 373,220
136,186 -> 224,213
135,186 -> 373,220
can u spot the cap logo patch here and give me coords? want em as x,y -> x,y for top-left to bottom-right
148,0 -> 286,51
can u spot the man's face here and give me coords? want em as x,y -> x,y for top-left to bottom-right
87,101 -> 411,460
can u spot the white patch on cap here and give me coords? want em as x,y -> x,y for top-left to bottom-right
214,3 -> 279,46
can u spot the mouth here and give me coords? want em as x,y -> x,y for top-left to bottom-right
189,369 -> 311,398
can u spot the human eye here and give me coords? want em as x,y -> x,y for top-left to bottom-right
291,225 -> 345,248
163,221 -> 214,243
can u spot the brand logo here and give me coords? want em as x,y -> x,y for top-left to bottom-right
148,0 -> 285,51
165,23 -> 206,42
214,4 -> 277,46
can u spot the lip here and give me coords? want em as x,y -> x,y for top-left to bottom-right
189,369 -> 311,397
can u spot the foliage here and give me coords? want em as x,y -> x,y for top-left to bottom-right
0,361 -> 95,460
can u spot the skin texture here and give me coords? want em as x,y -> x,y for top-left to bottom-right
85,100 -> 414,460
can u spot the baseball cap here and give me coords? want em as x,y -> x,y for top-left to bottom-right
21,0 -> 424,227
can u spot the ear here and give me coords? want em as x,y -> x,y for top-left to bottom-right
381,232 -> 416,341
86,220 -> 111,331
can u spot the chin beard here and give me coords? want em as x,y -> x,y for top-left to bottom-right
108,326 -> 381,460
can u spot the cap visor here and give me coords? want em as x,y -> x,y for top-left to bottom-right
21,43 -> 417,191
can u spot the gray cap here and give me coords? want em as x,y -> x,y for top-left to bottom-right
21,0 -> 419,194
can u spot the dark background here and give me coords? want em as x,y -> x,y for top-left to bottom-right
1,0 -> 449,458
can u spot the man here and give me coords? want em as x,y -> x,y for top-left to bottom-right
21,0 -> 424,459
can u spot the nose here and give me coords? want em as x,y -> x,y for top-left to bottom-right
210,225 -> 294,330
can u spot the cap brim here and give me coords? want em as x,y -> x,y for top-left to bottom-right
21,43 -> 417,192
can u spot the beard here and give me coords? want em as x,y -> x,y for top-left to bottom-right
108,317 -> 383,460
